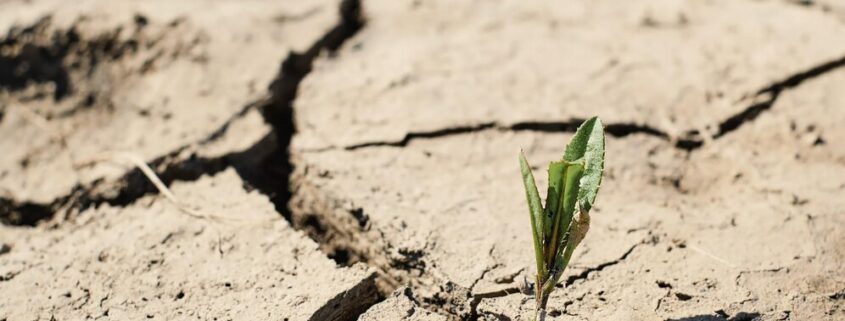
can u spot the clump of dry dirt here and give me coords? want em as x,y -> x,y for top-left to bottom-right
0,14 -> 202,105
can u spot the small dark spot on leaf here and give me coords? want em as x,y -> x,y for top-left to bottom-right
656,280 -> 672,289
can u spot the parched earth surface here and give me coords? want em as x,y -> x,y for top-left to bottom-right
1,0 -> 844,320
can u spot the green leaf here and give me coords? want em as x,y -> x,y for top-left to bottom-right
546,162 -> 583,268
542,161 -> 565,241
556,162 -> 583,249
519,151 -> 546,280
563,117 -> 605,213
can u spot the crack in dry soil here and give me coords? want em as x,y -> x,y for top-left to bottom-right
677,53 -> 845,149
0,194 -> 62,226
467,286 -> 523,321
0,0 -> 365,228
0,100 -> 258,226
463,239 -> 651,321
332,53 -> 845,154
562,240 -> 643,287
344,120 -> 669,151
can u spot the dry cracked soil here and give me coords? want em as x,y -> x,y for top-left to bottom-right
1,0 -> 844,320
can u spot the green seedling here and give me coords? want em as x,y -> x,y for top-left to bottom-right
519,117 -> 605,321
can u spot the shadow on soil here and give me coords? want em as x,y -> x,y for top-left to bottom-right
666,312 -> 761,321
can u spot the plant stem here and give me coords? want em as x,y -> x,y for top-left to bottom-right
535,305 -> 547,321
535,285 -> 550,321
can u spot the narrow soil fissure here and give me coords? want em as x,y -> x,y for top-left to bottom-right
334,53 -> 845,154
467,286 -> 522,321
677,53 -> 845,149
0,197 -> 56,226
346,122 -> 498,150
255,0 -> 364,222
345,120 -> 669,151
463,239 -> 654,321
561,241 -> 641,287
0,100 -> 259,226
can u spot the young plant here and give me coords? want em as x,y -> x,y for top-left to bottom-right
519,117 -> 605,321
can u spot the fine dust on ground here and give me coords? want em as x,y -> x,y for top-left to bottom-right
1,0 -> 844,321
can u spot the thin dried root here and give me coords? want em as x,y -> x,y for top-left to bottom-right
78,152 -> 260,223
688,243 -> 737,268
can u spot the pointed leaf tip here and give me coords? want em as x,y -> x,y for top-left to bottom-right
519,150 -> 545,278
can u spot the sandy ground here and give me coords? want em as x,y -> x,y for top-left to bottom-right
1,0 -> 844,320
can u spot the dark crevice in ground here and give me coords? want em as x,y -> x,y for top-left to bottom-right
346,123 -> 498,150
467,286 -> 522,321
511,120 -> 670,139
665,311 -> 761,321
0,133 -> 261,226
346,120 -> 670,150
251,2 -> 387,319
754,54 -> 845,96
0,197 -> 57,226
460,240 -> 651,320
677,53 -> 845,150
0,98 -> 259,226
561,241 -> 641,287
342,54 -> 845,153
716,53 -> 845,139
256,0 -> 363,222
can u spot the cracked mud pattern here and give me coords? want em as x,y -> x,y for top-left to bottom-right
1,0 -> 844,320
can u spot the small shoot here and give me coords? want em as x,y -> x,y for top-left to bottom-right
519,117 -> 605,320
